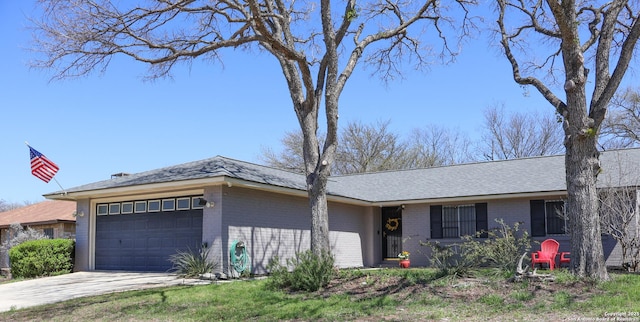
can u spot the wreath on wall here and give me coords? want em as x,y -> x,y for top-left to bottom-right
385,218 -> 399,231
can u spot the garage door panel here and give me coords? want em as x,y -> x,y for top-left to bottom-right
161,238 -> 176,248
96,210 -> 202,271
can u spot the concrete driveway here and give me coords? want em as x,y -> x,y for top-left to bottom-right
0,271 -> 209,312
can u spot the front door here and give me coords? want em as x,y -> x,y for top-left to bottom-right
382,207 -> 402,259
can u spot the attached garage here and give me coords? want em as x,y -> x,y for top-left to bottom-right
94,198 -> 203,272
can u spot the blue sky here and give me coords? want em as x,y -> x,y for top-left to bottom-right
0,1 -> 578,204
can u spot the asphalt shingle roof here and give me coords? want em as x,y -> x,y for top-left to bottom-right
0,200 -> 76,228
46,149 -> 640,203
56,157 -> 307,194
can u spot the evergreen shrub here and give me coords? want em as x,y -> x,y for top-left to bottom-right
9,239 -> 74,278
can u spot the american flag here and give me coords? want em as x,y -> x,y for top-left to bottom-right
28,145 -> 59,183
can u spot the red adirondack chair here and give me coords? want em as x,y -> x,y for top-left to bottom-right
560,252 -> 571,267
531,239 -> 559,270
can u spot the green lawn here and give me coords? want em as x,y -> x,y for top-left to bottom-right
1,269 -> 639,321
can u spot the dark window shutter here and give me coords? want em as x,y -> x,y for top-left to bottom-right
530,200 -> 546,237
430,205 -> 443,239
475,203 -> 488,238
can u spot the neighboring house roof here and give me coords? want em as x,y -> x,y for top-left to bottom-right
44,149 -> 640,204
0,200 -> 76,228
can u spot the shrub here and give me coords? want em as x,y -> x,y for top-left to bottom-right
266,250 -> 335,292
421,240 -> 478,278
168,246 -> 218,277
9,239 -> 74,278
462,219 -> 532,274
421,219 -> 531,277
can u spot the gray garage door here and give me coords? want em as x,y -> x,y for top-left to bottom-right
95,210 -> 203,272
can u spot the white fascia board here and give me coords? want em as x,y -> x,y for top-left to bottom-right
44,177 -> 227,201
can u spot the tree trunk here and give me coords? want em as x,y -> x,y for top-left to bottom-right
297,96 -> 335,257
309,174 -> 331,254
564,94 -> 610,280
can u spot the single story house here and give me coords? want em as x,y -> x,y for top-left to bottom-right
0,200 -> 76,269
45,149 -> 640,274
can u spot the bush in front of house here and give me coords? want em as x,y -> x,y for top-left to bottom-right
421,219 -> 531,277
462,219 -> 532,275
421,239 -> 478,278
266,250 -> 335,292
8,239 -> 74,278
168,246 -> 218,278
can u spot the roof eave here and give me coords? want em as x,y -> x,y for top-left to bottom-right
44,177 -> 228,201
0,219 -> 76,229
371,190 -> 569,207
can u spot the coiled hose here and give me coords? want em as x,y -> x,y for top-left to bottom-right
230,240 -> 249,274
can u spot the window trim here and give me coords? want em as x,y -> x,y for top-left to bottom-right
430,203 -> 487,239
97,204 -> 108,216
530,199 -> 567,237
121,202 -> 134,214
148,200 -> 161,212
545,200 -> 566,235
108,203 -> 121,215
192,196 -> 205,209
442,204 -> 476,238
134,201 -> 147,213
176,197 -> 191,210
162,199 -> 175,211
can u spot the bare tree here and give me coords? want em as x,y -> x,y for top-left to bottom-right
31,0 -> 473,255
0,200 -> 33,213
598,151 -> 640,272
600,87 -> 640,149
259,130 -> 309,173
404,125 -> 474,167
334,120 -> 407,174
599,187 -> 640,272
261,120 -> 407,174
479,104 -> 564,160
262,121 -> 472,174
497,0 -> 640,279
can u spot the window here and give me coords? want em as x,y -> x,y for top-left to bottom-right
134,201 -> 147,213
192,196 -> 205,209
121,202 -> 133,214
148,200 -> 161,212
162,199 -> 175,211
176,197 -> 190,210
109,203 -> 121,215
43,228 -> 54,239
430,203 -> 488,239
530,200 -> 566,236
97,204 -> 108,216
545,201 -> 566,234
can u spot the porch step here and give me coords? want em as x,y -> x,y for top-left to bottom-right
378,260 -> 401,269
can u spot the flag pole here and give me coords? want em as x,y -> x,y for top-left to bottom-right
52,177 -> 68,195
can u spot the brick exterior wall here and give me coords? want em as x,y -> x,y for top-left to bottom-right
71,188 -> 635,272
401,195 -> 632,269
217,186 -> 373,275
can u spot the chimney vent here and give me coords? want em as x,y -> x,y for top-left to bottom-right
111,172 -> 130,179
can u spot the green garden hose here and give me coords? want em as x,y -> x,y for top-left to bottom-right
230,240 -> 249,274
